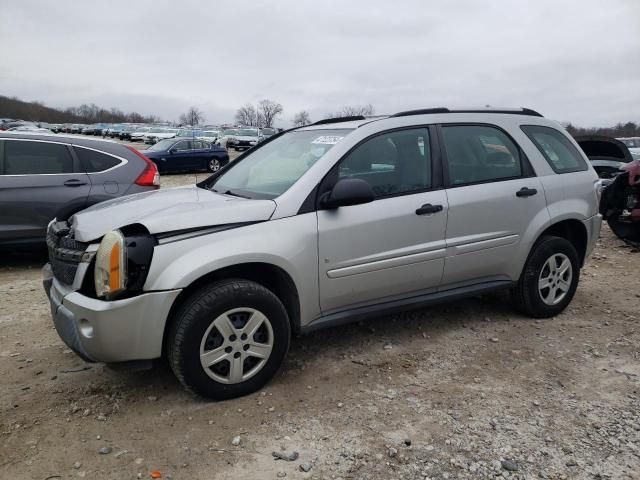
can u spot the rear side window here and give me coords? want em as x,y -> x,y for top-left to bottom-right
1,140 -> 74,175
521,125 -> 587,173
74,146 -> 121,173
175,140 -> 193,151
441,125 -> 523,185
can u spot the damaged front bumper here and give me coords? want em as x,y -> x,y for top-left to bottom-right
43,263 -> 181,363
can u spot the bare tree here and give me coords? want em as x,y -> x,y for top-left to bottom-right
235,103 -> 259,126
258,99 -> 284,128
292,110 -> 312,127
179,106 -> 204,126
326,104 -> 375,119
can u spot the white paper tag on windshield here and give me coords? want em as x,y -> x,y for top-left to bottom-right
312,136 -> 344,145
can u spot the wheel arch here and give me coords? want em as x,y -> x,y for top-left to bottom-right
162,262 -> 301,356
533,218 -> 589,266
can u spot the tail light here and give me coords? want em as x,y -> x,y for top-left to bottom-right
126,146 -> 160,188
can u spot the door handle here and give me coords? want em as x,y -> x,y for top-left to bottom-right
415,203 -> 443,215
516,187 -> 537,197
63,179 -> 88,187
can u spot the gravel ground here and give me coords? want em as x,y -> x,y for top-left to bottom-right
0,167 -> 639,479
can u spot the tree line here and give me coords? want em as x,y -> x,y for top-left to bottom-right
0,95 -> 161,124
235,101 -> 376,128
565,121 -> 640,138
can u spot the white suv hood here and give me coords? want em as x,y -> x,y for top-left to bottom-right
71,186 -> 276,242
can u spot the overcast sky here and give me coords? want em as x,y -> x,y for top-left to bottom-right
1,0 -> 638,127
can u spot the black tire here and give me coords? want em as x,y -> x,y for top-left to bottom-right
167,279 -> 291,400
511,236 -> 580,318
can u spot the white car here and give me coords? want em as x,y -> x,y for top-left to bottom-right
197,130 -> 220,144
130,127 -> 152,142
145,128 -> 178,144
217,129 -> 239,149
233,128 -> 260,151
617,137 -> 640,160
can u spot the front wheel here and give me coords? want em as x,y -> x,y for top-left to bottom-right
168,279 -> 291,400
511,236 -> 580,318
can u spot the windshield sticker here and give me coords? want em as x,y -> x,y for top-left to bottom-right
312,136 -> 344,145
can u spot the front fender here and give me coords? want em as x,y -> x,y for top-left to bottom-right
143,214 -> 320,325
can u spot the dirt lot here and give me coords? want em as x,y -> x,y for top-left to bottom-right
1,167 -> 639,479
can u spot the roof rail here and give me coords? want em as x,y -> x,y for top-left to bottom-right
390,107 -> 543,118
311,115 -> 366,126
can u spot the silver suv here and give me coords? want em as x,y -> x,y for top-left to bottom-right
43,108 -> 602,400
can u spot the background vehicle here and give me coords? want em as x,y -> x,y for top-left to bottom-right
119,125 -> 138,140
0,132 -> 159,247
198,130 -> 220,144
144,138 -> 229,173
130,126 -> 152,142
6,125 -> 53,134
42,108 -> 601,400
617,137 -> 640,160
218,128 -> 238,149
146,128 -> 179,144
575,135 -> 634,179
233,128 -> 259,150
600,159 -> 640,247
259,127 -> 276,141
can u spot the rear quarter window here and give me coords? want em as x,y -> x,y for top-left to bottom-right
521,125 -> 588,174
74,146 -> 121,173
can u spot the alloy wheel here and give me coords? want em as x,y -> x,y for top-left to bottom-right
538,253 -> 573,306
199,308 -> 274,384
209,158 -> 221,172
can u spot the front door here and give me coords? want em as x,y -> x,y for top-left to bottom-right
0,139 -> 91,243
317,127 -> 448,313
438,124 -> 549,286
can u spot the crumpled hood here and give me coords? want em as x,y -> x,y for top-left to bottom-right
71,186 -> 276,242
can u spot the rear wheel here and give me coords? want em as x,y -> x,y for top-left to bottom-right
208,157 -> 222,172
168,279 -> 291,400
511,236 -> 580,318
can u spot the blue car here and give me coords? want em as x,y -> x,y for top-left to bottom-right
144,138 -> 229,173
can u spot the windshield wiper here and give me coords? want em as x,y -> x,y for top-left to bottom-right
223,189 -> 250,199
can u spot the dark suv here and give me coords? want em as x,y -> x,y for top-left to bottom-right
0,133 -> 159,247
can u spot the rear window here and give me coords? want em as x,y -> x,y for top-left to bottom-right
1,140 -> 74,175
521,125 -> 588,173
74,146 -> 121,173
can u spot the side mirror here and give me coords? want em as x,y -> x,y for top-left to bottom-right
169,148 -> 177,154
320,178 -> 374,209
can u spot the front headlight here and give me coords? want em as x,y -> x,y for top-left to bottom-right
95,230 -> 127,298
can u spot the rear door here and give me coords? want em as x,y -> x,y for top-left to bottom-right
0,139 -> 90,243
317,127 -> 448,313
439,124 -> 549,286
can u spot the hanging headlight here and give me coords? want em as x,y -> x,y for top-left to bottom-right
95,230 -> 127,298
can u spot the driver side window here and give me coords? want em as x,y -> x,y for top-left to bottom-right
338,128 -> 431,198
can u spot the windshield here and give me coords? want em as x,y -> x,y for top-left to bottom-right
237,129 -> 258,137
209,129 -> 352,199
224,129 -> 238,136
177,129 -> 202,137
202,131 -> 218,137
147,139 -> 176,151
261,128 -> 275,136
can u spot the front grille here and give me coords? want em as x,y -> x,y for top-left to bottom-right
47,222 -> 89,286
